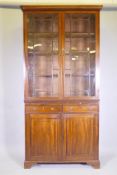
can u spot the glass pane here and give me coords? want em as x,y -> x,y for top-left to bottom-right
64,14 -> 96,97
28,33 -> 58,54
29,14 -> 58,33
27,14 -> 60,97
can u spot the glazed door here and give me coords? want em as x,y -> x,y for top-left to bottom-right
64,13 -> 97,97
25,12 -> 97,99
63,114 -> 98,160
26,13 -> 61,98
29,114 -> 62,161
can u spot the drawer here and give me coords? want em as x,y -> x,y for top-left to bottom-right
26,105 -> 62,113
63,105 -> 98,113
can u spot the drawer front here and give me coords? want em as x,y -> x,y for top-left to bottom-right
63,105 -> 98,113
26,105 -> 62,113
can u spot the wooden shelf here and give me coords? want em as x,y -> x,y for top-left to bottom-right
65,32 -> 95,38
28,51 -> 59,56
65,51 -> 89,54
70,89 -> 90,95
28,32 -> 58,38
65,50 -> 96,54
30,74 -> 59,78
64,74 -> 95,77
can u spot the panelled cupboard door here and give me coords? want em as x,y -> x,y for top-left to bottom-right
63,114 -> 98,160
29,114 -> 61,161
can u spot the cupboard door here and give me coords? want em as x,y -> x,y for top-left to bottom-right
30,114 -> 61,161
64,13 -> 96,97
63,114 -> 98,160
26,13 -> 61,98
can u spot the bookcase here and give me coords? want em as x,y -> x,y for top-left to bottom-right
22,5 -> 102,169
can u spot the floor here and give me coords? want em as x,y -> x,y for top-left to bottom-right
0,149 -> 117,175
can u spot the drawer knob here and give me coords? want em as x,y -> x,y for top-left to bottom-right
79,102 -> 82,105
51,107 -> 54,110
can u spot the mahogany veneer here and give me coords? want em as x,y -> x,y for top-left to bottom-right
21,5 -> 102,169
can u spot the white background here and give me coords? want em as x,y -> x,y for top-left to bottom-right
0,0 -> 117,6
0,7 -> 117,175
